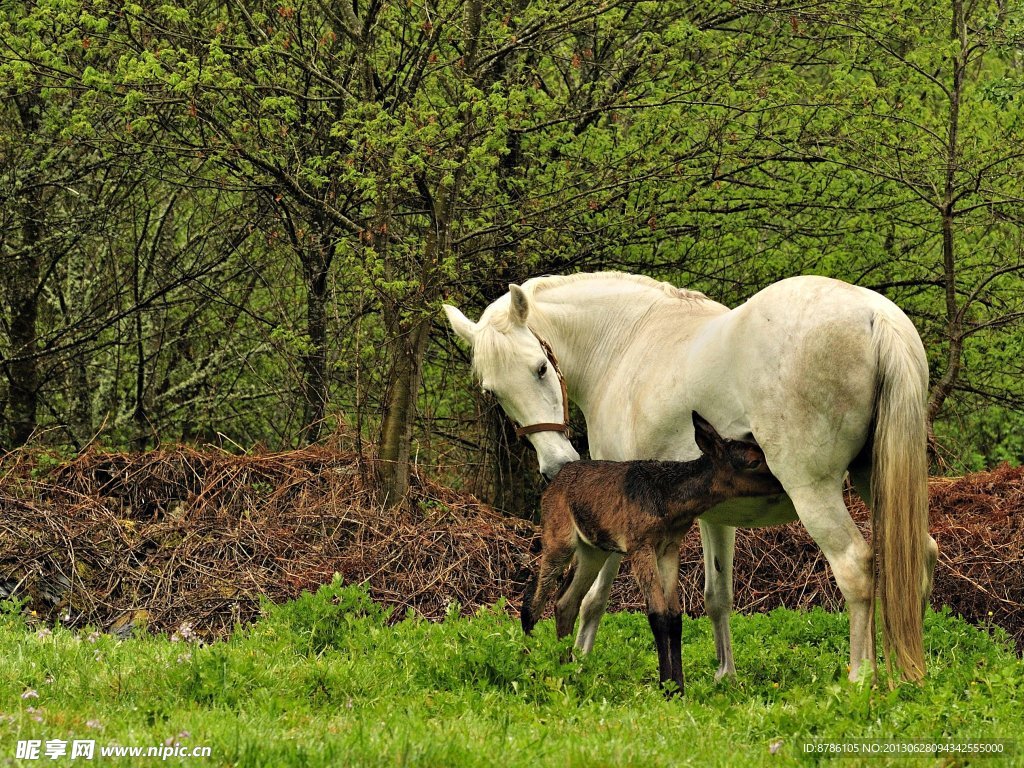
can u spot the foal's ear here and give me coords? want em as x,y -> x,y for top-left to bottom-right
509,284 -> 530,325
691,412 -> 723,458
443,304 -> 477,345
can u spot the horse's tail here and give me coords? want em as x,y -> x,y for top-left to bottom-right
870,310 -> 929,682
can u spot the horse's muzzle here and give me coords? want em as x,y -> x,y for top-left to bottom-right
538,450 -> 579,481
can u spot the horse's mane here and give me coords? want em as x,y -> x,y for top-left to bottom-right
470,272 -> 712,380
521,271 -> 710,304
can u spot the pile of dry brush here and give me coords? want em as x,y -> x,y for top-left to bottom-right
0,448 -> 1021,651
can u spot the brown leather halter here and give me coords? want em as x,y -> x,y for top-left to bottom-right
513,333 -> 571,439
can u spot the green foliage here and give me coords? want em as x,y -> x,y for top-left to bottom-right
252,574 -> 391,655
2,0 -> 1023,478
27,447 -> 78,479
0,586 -> 1021,766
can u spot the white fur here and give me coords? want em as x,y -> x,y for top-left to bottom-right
442,300 -> 580,478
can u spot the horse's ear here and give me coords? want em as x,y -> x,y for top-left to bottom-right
691,412 -> 723,459
443,304 -> 477,345
509,284 -> 530,325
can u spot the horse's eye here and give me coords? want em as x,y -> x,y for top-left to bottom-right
538,362 -> 548,379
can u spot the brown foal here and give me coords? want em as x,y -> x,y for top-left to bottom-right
522,412 -> 783,694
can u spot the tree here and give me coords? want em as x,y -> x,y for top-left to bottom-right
743,0 -> 1024,442
3,0 -> 1022,479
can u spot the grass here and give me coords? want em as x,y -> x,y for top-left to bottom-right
0,578 -> 1021,767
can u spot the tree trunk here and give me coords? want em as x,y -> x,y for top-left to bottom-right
299,231 -> 333,444
927,205 -> 963,428
5,94 -> 44,448
67,354 -> 92,447
131,307 -> 149,452
6,243 -> 41,447
926,0 -> 966,430
376,315 -> 431,507
374,164 -> 457,507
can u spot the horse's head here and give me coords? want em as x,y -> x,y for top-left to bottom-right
443,285 -> 580,479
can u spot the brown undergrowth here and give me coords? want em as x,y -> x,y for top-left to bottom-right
0,449 -> 1021,651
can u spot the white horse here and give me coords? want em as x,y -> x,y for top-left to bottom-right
444,271 -> 937,682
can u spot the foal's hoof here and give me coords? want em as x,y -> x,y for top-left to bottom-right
660,681 -> 684,699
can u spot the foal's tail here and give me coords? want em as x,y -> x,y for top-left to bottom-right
870,311 -> 929,683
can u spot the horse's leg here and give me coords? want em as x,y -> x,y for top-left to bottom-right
522,541 -> 575,635
575,553 -> 623,654
656,540 -> 684,693
699,520 -> 737,680
634,546 -> 676,694
554,544 -> 608,642
923,534 -> 939,615
852,471 -> 938,651
789,481 -> 875,681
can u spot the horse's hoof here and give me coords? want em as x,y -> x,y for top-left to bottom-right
714,665 -> 736,682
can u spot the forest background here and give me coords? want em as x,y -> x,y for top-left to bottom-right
2,0 -> 1023,517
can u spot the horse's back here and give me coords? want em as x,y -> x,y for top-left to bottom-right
728,275 -> 923,398
732,275 -> 907,332
693,276 -> 922,484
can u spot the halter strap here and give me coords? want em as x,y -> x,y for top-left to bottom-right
513,333 -> 571,439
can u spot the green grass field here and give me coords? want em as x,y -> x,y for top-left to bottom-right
1,579 -> 1021,767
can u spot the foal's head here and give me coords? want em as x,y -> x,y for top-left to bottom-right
692,412 -> 783,497
443,285 -> 580,479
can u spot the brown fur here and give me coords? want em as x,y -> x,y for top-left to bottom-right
521,412 -> 783,694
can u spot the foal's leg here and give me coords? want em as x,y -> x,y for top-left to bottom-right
522,541 -> 575,635
555,544 -> 609,643
656,540 -> 684,693
699,520 -> 737,680
789,481 -> 875,681
634,546 -> 678,694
